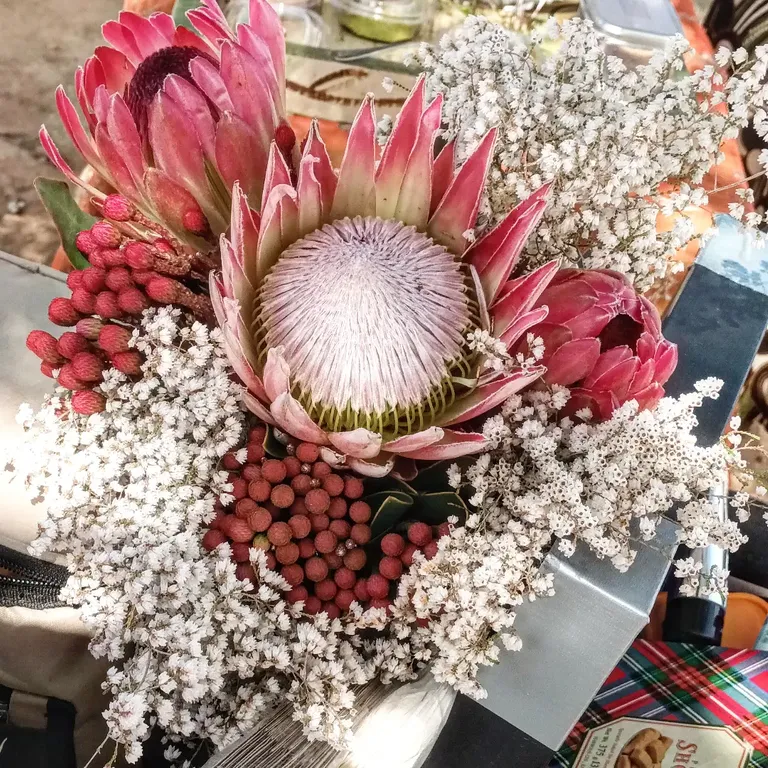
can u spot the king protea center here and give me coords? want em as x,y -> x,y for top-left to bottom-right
212,80 -> 559,476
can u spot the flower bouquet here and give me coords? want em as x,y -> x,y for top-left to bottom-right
8,2 -> 768,766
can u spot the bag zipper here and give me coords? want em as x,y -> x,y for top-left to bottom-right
0,544 -> 68,609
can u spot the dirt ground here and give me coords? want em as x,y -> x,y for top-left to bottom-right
0,0 -> 122,264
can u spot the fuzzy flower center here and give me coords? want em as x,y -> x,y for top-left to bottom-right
256,217 -> 479,435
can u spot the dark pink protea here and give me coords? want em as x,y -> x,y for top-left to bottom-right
517,269 -> 678,420
40,0 -> 287,247
210,78 -> 559,476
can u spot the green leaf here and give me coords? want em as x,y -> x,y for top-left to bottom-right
263,425 -> 289,459
414,492 -> 468,526
172,0 -> 203,30
363,475 -> 417,497
367,491 -> 414,540
409,461 -> 453,494
34,178 -> 95,270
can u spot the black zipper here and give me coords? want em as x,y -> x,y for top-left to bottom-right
0,544 -> 68,610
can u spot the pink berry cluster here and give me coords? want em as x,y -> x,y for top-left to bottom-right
203,425 -> 452,620
203,425 -> 382,619
26,321 -> 138,414
368,523 -> 449,615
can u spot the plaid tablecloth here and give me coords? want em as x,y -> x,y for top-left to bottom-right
552,640 -> 768,767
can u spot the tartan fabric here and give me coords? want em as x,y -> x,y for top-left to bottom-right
552,640 -> 768,767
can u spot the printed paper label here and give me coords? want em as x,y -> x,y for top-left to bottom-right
572,717 -> 752,768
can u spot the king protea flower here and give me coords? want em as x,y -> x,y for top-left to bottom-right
40,0 -> 288,248
211,79 -> 558,476
515,269 -> 678,420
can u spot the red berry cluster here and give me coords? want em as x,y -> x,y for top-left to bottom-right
26,321 -> 140,414
367,524 -> 449,614
203,426 -> 379,619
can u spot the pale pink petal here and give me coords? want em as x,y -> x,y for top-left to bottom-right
230,183 -> 262,287
92,47 -> 134,97
467,183 -> 552,274
428,129 -> 496,254
297,154 -> 323,237
477,199 -> 549,304
491,261 -> 559,337
399,430 -> 489,461
328,428 -> 383,460
243,391 -> 277,424
215,112 -> 269,205
101,19 -> 142,66
303,121 -> 336,218
188,0 -> 234,46
438,369 -> 545,427
237,24 -> 283,113
499,306 -> 549,349
320,446 -> 346,467
219,41 -> 277,146
375,77 -> 425,219
55,87 -> 100,169
653,342 -> 678,385
257,183 -> 298,278
148,11 -> 176,41
383,426 -> 444,453
261,143 -> 293,212
189,57 -> 234,113
430,140 -> 454,216
394,94 -> 443,229
117,11 -> 171,58
270,392 -> 330,445
163,74 -> 216,159
301,122 -> 337,219
263,347 -> 291,400
544,338 -> 601,386
94,124 -> 140,199
105,95 -> 145,186
38,127 -> 102,196
247,0 -> 286,98
332,96 -> 376,219
348,454 -> 395,478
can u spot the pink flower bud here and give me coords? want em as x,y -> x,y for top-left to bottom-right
102,195 -> 135,222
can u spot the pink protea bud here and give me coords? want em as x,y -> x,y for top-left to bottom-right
66,271 -> 84,291
57,363 -> 88,391
90,221 -> 122,248
48,297 -> 80,326
111,351 -> 143,376
40,361 -> 56,378
146,276 -> 180,304
71,352 -> 104,382
105,267 -> 134,293
75,317 -> 104,340
130,270 -> 157,286
123,241 -> 154,270
74,230 -> 98,255
70,288 -> 96,315
153,239 -> 175,255
98,325 -> 132,355
89,251 -> 107,268
57,331 -> 90,359
81,267 -> 107,293
26,330 -> 65,364
71,390 -> 106,415
102,195 -> 135,222
181,207 -> 209,236
117,288 -> 150,315
101,248 -> 125,268
94,291 -> 122,319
